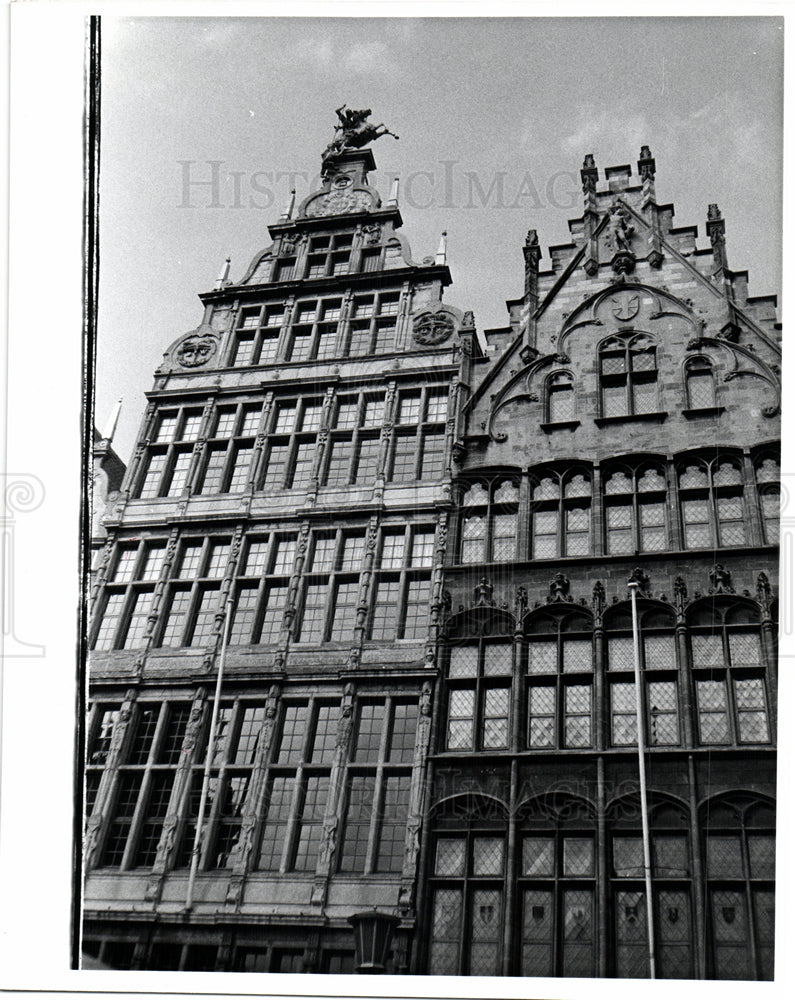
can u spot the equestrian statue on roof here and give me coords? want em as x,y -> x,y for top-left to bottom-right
322,105 -> 399,161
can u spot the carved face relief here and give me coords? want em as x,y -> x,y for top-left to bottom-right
176,336 -> 217,368
413,311 -> 455,346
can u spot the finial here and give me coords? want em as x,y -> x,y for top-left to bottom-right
638,144 -> 656,181
101,397 -> 123,442
387,174 -> 400,208
435,230 -> 448,265
279,188 -> 296,222
213,256 -> 231,290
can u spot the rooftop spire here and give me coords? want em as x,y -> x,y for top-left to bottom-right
214,256 -> 231,290
279,188 -> 296,222
387,174 -> 400,208
101,397 -> 123,442
435,231 -> 448,265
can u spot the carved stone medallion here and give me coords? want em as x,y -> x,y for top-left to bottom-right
611,291 -> 640,322
176,336 -> 217,368
412,311 -> 455,346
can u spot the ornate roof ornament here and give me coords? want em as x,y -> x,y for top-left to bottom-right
322,105 -> 398,163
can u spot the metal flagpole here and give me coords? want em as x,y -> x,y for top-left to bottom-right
628,579 -> 656,979
185,594 -> 234,911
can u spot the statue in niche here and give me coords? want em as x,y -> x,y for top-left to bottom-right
607,202 -> 635,253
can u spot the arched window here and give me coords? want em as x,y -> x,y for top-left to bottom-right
518,795 -> 597,978
609,796 -> 694,978
427,795 -> 509,976
604,604 -> 679,747
599,334 -> 658,417
458,478 -> 519,563
525,609 -> 594,749
754,453 -> 780,544
603,461 -> 668,554
685,356 -> 717,409
677,454 -> 746,548
547,371 -> 575,423
687,601 -> 771,746
529,467 -> 591,558
702,795 -> 775,980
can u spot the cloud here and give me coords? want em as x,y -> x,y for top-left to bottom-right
560,109 -> 651,161
294,37 -> 335,68
343,41 -> 394,75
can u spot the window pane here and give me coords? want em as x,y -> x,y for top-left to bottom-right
748,835 -> 775,879
435,838 -> 465,875
563,838 -> 594,876
338,774 -> 376,873
311,705 -> 337,763
648,680 -> 679,745
528,686 -> 555,747
141,546 -> 166,581
468,889 -> 502,976
697,679 -> 730,743
706,836 -> 743,878
603,383 -> 626,417
483,688 -> 509,749
447,689 -> 475,749
688,371 -> 716,409
483,644 -> 512,676
258,584 -> 287,643
355,703 -> 385,762
449,646 -> 478,678
563,639 -> 592,673
549,385 -> 575,422
527,641 -> 556,674
729,632 -> 762,666
376,775 -> 411,872
429,889 -> 462,975
388,702 -> 418,762
277,703 -> 309,764
522,888 -> 554,977
692,633 -> 724,667
370,578 -> 400,640
293,775 -> 329,871
565,684 -> 592,747
608,637 -> 634,671
473,837 -> 504,875
403,577 -> 430,638
229,584 -> 259,644
611,683 -> 637,745
633,379 -> 657,414
645,634 -> 676,669
735,678 -> 769,742
258,776 -> 293,870
234,705 -> 266,765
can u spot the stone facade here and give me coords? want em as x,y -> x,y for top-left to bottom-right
84,138 -> 778,979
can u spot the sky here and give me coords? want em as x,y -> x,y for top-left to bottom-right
96,15 -> 784,461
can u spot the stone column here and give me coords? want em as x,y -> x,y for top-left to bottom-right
312,683 -> 356,907
133,526 -> 181,676
84,687 -> 139,870
144,686 -> 209,903
200,522 -> 245,674
225,683 -> 282,907
398,680 -> 433,911
347,515 -> 379,669
425,513 -> 449,668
